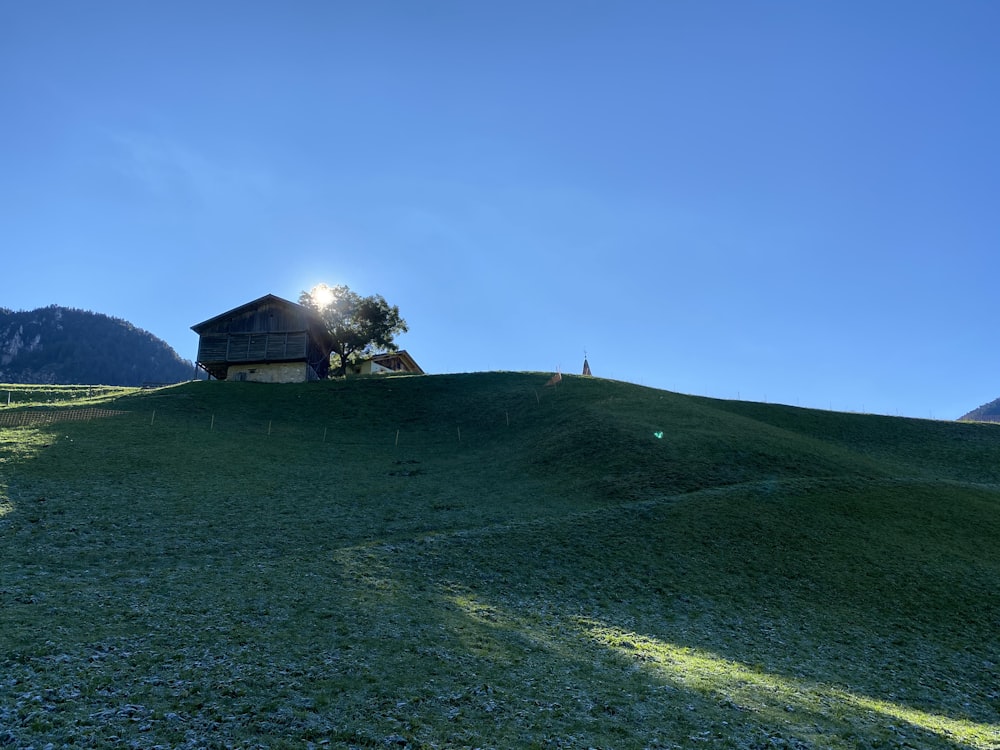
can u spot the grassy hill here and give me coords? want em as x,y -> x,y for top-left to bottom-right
1,373 -> 998,749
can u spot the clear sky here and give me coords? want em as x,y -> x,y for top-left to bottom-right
2,2 -> 998,419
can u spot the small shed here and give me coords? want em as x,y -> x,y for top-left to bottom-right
348,350 -> 424,376
191,294 -> 335,382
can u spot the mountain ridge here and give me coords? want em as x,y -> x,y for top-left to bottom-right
960,396 -> 1000,423
0,304 -> 193,386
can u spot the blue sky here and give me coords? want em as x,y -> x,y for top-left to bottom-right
2,2 -> 998,418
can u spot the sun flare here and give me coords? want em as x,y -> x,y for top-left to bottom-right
309,284 -> 336,310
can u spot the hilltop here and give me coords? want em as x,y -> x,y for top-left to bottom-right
1,373 -> 998,748
960,396 -> 1000,423
0,305 -> 193,386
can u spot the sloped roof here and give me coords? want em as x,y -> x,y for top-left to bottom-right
369,350 -> 423,374
192,293 -> 333,346
191,294 -> 312,334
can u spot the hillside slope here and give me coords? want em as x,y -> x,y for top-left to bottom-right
0,305 -> 193,386
1,373 -> 998,748
960,395 -> 1000,423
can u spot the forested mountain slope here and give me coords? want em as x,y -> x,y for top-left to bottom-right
0,305 -> 192,385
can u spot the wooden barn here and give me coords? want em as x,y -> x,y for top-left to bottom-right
191,294 -> 335,382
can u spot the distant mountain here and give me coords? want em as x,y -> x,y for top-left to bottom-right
0,305 -> 194,386
959,398 -> 1000,423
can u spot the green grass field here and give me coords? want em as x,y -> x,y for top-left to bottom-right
1,373 -> 998,749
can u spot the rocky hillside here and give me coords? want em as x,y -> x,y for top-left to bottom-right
0,305 -> 194,386
960,398 -> 1000,423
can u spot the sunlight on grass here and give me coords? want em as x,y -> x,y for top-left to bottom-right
1,427 -> 54,465
580,619 -> 1000,750
3,374 -> 999,747
1,426 -> 62,519
0,384 -> 137,409
838,690 -> 999,747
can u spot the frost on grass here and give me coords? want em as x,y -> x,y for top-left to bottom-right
2,377 -> 1000,748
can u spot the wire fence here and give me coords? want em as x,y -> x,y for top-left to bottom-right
0,408 -> 129,428
0,406 -> 547,455
132,408 -> 543,452
0,381 -> 576,453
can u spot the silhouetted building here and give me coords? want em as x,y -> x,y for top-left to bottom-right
192,294 -> 334,382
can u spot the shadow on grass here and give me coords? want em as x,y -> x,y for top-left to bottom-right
579,617 -> 999,748
0,423 -> 63,524
3,376 -> 1000,747
442,588 -> 1000,749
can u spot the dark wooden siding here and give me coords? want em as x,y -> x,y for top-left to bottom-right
195,301 -> 311,337
197,332 -> 309,365
193,295 -> 334,380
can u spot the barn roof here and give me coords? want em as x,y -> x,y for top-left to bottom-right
191,294 -> 327,338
